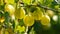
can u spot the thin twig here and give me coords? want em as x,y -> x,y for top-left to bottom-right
19,2 -> 60,13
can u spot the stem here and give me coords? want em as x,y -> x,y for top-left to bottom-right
24,26 -> 28,34
3,0 -> 6,11
30,0 -> 32,4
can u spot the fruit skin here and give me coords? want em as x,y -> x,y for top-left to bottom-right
42,24 -> 51,30
52,15 -> 58,22
46,10 -> 54,17
23,15 -> 34,26
5,30 -> 9,34
41,15 -> 50,25
41,15 -> 51,30
0,17 -> 5,23
31,7 -> 43,20
5,4 -> 15,16
15,7 -> 25,19
4,0 -> 8,4
8,27 -> 14,34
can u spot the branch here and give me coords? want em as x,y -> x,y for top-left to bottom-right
19,2 -> 60,13
37,3 -> 59,13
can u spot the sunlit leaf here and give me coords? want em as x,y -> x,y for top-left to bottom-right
16,25 -> 25,32
22,0 -> 31,5
38,0 -> 44,4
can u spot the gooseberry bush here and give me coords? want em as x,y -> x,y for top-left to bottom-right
0,0 -> 60,34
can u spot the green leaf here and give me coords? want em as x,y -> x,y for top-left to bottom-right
0,10 -> 4,17
15,0 -> 19,3
8,0 -> 14,4
4,12 -> 10,23
22,0 -> 31,5
16,25 -> 25,32
38,0 -> 53,5
38,0 -> 44,4
0,0 -> 3,5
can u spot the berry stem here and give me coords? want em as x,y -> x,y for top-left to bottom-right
24,26 -> 28,34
